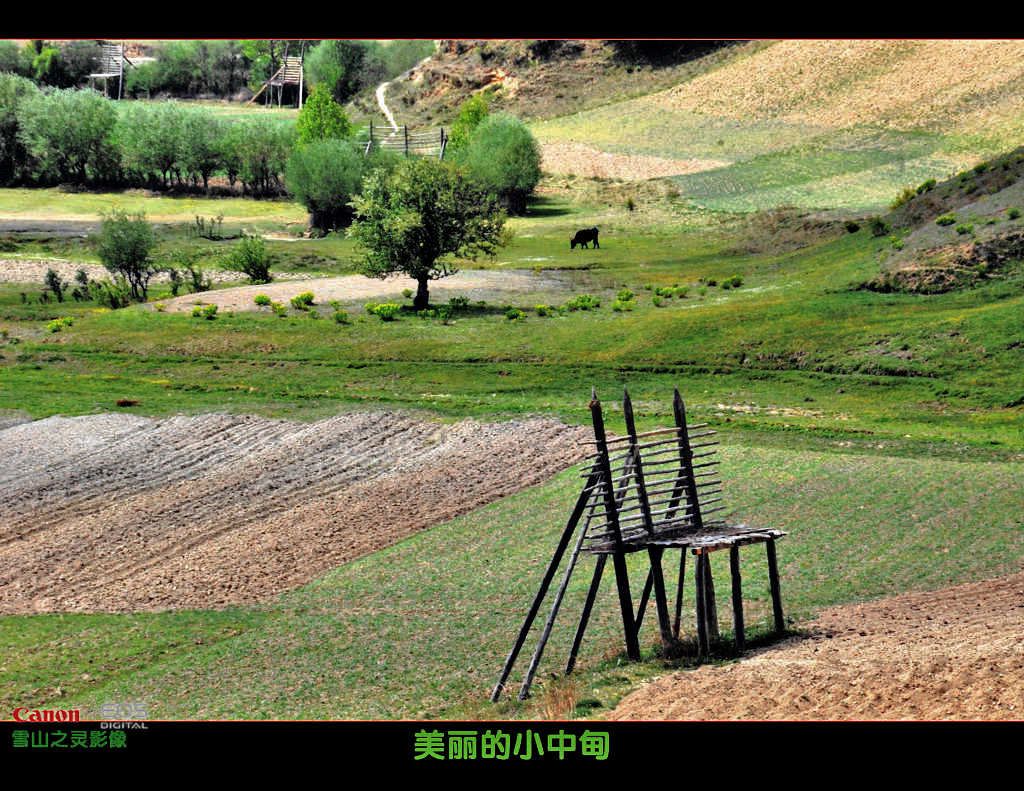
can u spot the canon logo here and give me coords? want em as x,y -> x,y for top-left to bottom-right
12,708 -> 81,723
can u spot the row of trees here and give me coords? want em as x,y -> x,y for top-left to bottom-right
0,75 -> 293,193
1,76 -> 542,212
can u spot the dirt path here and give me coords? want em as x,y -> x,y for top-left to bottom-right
609,572 -> 1024,721
0,411 -> 589,614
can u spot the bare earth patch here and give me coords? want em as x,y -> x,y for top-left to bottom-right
540,142 -> 727,180
0,411 -> 589,614
609,572 -> 1024,721
154,270 -> 561,314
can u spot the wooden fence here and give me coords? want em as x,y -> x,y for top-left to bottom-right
358,125 -> 448,160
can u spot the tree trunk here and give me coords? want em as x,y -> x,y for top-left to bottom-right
413,276 -> 430,310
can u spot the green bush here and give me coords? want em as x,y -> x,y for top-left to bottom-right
1008,208 -> 1021,220
936,214 -> 957,226
224,233 -> 272,284
505,308 -> 526,321
95,210 -> 157,301
254,294 -> 272,307
0,73 -> 39,184
454,111 -> 541,215
611,299 -> 633,312
88,277 -> 132,309
295,83 -> 352,147
17,87 -> 119,184
722,274 -> 744,289
271,301 -> 287,317
651,295 -> 664,307
868,216 -> 891,237
955,224 -> 974,235
373,302 -> 400,321
563,294 -> 600,311
46,316 -> 73,333
191,304 -> 218,319
332,309 -> 350,324
535,304 -> 553,316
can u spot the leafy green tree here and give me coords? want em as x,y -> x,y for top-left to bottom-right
295,83 -> 351,147
348,157 -> 506,309
286,138 -> 365,232
179,108 -> 225,192
446,93 -> 490,154
305,40 -> 367,104
17,88 -> 119,184
95,210 -> 158,301
455,112 -> 541,215
0,73 -> 39,184
117,101 -> 186,188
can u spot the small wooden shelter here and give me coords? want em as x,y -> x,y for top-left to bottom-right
88,41 -> 134,100
491,386 -> 788,701
249,44 -> 305,108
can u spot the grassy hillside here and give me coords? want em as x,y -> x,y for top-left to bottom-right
532,40 -> 1024,212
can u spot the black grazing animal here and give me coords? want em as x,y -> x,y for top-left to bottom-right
570,227 -> 600,250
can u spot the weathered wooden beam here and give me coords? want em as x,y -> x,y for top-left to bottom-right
490,470 -> 601,702
730,545 -> 745,652
565,555 -> 605,675
590,390 -> 640,661
767,537 -> 785,634
672,549 -> 687,639
694,547 -> 709,656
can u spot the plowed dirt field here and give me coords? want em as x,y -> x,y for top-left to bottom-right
609,572 -> 1024,721
0,411 -> 588,614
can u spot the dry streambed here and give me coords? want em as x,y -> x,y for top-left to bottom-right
0,411 -> 589,614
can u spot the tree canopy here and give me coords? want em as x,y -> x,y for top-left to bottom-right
348,157 -> 506,309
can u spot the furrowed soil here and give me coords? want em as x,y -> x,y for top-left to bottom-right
0,411 -> 588,614
609,571 -> 1024,721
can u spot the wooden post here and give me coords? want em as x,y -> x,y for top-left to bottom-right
622,388 -> 674,648
404,126 -> 409,157
565,555 -> 605,675
590,390 -> 640,661
766,537 -> 785,634
703,551 -> 719,642
672,549 -> 686,638
518,496 -> 597,700
490,470 -> 601,702
730,545 -> 745,652
694,548 -> 708,656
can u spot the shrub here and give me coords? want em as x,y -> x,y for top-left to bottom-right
373,302 -> 400,321
889,187 -> 915,210
616,288 -> 634,302
454,111 -> 541,215
402,288 -> 413,299
611,299 -> 633,312
449,295 -> 470,310
191,304 -> 218,319
722,274 -> 744,289
844,220 -> 860,233
88,277 -> 132,309
253,294 -> 272,307
332,309 -> 350,324
446,93 -> 490,154
505,308 -> 526,321
364,301 -> 380,314
955,224 -> 973,235
651,295 -> 664,307
44,268 -> 66,302
935,214 -> 957,226
535,304 -> 553,316
1008,208 -> 1021,220
270,301 -> 287,317
295,83 -> 352,147
916,178 -> 937,194
95,211 -> 157,302
46,316 -> 73,333
224,233 -> 272,284
563,294 -> 600,311
285,137 -> 368,232
868,216 -> 891,237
